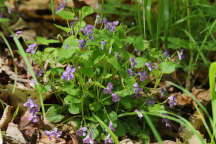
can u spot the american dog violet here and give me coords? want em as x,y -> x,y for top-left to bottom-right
23,98 -> 39,123
44,128 -> 62,141
61,66 -> 75,81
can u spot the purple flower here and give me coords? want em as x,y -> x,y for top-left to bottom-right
130,58 -> 136,69
100,41 -> 106,50
111,93 -> 120,102
76,127 -> 87,137
178,49 -> 184,60
104,82 -> 113,94
161,88 -> 165,98
103,18 -> 108,24
45,128 -> 62,141
61,66 -> 76,81
108,121 -> 115,131
78,39 -> 86,48
135,109 -> 143,119
168,95 -> 177,108
163,51 -> 170,57
162,118 -> 171,127
105,121 -> 115,134
23,98 -> 36,108
138,71 -> 148,81
104,133 -> 113,144
23,98 -> 39,123
38,69 -> 43,77
127,69 -> 136,77
26,43 -> 37,54
10,31 -> 22,37
56,0 -> 66,13
145,99 -> 155,106
81,24 -> 94,40
105,21 -> 119,33
70,17 -> 78,27
145,62 -> 155,72
83,132 -> 94,144
133,83 -> 143,98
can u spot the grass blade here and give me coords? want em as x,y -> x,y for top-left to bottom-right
11,32 -> 46,119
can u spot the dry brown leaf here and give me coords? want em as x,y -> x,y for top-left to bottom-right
0,105 -> 13,130
6,122 -> 26,144
81,0 -> 99,9
176,87 -> 210,106
19,111 -> 33,130
151,140 -> 176,144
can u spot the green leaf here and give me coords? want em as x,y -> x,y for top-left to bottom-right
159,62 -> 176,74
89,102 -> 102,112
91,81 -> 105,88
115,121 -> 126,137
46,106 -> 65,123
148,104 -> 165,113
54,24 -> 71,33
107,56 -> 121,71
135,57 -> 147,68
62,88 -> 80,96
64,95 -> 81,104
36,37 -> 59,45
68,104 -> 80,114
57,10 -> 75,20
80,6 -> 94,19
133,36 -> 149,50
109,111 -> 118,122
58,35 -> 78,58
0,18 -> 9,24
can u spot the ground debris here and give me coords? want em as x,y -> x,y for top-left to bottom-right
176,87 -> 210,106
0,105 -> 13,130
6,122 -> 26,144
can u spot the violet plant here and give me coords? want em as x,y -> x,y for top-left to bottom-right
24,6 -> 183,143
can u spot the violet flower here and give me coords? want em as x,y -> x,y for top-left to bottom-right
135,109 -> 143,119
76,127 -> 87,137
161,88 -> 165,98
103,18 -> 108,24
78,39 -> 86,48
130,58 -> 136,69
162,118 -> 171,127
83,132 -> 94,144
138,71 -> 148,81
45,128 -> 62,141
105,21 -> 119,33
178,49 -> 184,60
127,69 -> 136,77
168,95 -> 177,108
163,51 -> 170,57
145,62 -> 154,72
61,66 -> 76,81
111,93 -> 120,103
23,98 -> 39,123
104,133 -> 113,144
10,31 -> 22,37
104,82 -> 113,94
56,0 -> 66,13
38,69 -> 43,77
26,43 -> 37,54
108,121 -> 115,131
100,40 -> 106,50
81,24 -> 94,40
133,83 -> 143,98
